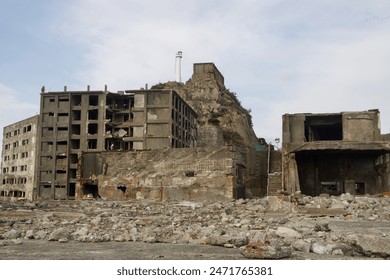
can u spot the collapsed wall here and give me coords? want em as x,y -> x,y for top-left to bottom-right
77,145 -> 268,201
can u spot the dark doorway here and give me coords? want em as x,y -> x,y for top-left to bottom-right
355,182 -> 365,195
83,184 -> 99,198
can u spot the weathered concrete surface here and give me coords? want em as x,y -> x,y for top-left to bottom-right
1,193 -> 390,259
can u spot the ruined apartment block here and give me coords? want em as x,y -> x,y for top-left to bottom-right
37,86 -> 197,200
282,110 -> 390,196
0,115 -> 39,201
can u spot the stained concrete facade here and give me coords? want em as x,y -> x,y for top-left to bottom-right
0,115 -> 39,201
37,87 -> 197,199
282,110 -> 390,196
77,145 -> 267,201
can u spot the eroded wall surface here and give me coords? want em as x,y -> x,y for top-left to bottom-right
77,146 -> 267,201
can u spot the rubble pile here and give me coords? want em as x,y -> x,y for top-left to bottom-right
1,193 -> 390,259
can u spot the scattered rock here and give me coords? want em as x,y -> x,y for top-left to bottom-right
2,229 -> 21,239
311,242 -> 333,255
240,242 -> 292,259
347,234 -> 390,257
275,227 -> 302,239
1,194 -> 390,259
48,227 -> 70,241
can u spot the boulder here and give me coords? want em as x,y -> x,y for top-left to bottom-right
240,242 -> 292,259
291,239 -> 311,252
48,227 -> 70,241
2,229 -> 22,239
347,234 -> 390,257
310,242 -> 333,255
275,227 -> 302,239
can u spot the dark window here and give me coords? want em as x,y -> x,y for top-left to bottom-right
88,123 -> 98,135
89,95 -> 99,106
88,139 -> 97,149
72,110 -> 81,121
305,115 -> 343,141
88,109 -> 99,120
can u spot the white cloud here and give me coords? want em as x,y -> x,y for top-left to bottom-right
51,0 -> 390,140
0,83 -> 38,144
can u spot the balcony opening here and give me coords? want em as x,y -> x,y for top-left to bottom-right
88,109 -> 99,120
72,95 -> 81,106
72,124 -> 81,135
72,110 -> 81,121
88,139 -> 97,149
71,139 -> 80,149
88,123 -> 98,135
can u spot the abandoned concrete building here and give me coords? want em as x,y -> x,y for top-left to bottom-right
37,86 -> 198,199
0,115 -> 39,201
282,110 -> 390,196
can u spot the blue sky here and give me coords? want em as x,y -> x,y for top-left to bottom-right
1,0 -> 390,144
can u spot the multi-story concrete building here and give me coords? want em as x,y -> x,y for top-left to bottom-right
0,115 -> 39,201
282,110 -> 390,196
37,86 -> 198,199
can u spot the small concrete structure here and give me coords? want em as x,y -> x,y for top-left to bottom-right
282,110 -> 390,196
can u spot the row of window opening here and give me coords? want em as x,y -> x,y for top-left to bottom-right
2,177 -> 28,185
3,152 -> 29,161
0,190 -> 26,198
2,165 -> 28,173
4,139 -> 30,150
4,125 -> 32,138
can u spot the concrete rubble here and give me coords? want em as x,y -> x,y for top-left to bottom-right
1,193 -> 390,259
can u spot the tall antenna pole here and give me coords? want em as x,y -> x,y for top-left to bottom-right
175,51 -> 182,82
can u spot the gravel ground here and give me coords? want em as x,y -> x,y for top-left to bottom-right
1,194 -> 390,260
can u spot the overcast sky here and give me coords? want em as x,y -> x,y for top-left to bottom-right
1,0 -> 390,144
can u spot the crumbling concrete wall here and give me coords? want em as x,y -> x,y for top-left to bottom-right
342,110 -> 381,142
77,146 -> 268,201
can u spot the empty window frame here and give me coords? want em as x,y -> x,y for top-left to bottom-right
72,95 -> 81,106
87,139 -> 97,149
89,95 -> 99,106
72,110 -> 81,121
71,124 -> 81,135
71,139 -> 80,149
88,123 -> 98,135
304,114 -> 343,141
88,109 -> 99,120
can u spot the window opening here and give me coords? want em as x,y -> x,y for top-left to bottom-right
304,115 -> 343,141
